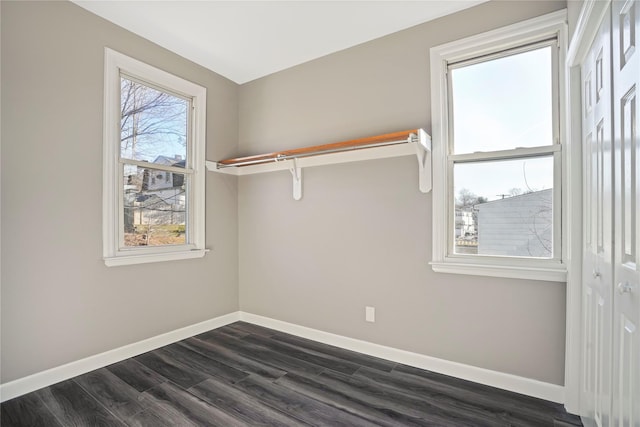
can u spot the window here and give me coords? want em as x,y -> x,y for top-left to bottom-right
103,49 -> 206,266
430,11 -> 567,281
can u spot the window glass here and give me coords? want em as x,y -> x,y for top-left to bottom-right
453,156 -> 554,258
120,77 -> 188,165
123,165 -> 187,247
119,76 -> 189,249
450,46 -> 553,154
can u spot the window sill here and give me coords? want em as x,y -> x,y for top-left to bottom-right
430,260 -> 567,282
104,249 -> 208,267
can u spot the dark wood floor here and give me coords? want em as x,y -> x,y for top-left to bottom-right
1,321 -> 583,426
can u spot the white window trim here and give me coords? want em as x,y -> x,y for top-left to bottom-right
103,48 -> 207,267
429,10 -> 569,282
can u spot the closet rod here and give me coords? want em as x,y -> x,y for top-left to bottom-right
217,129 -> 418,169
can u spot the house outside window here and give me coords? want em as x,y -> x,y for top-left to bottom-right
429,11 -> 567,281
103,49 -> 207,266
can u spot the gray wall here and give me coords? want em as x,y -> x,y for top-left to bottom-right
238,0 -> 567,384
1,1 -> 239,383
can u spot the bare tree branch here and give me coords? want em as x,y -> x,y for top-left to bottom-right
120,78 -> 188,158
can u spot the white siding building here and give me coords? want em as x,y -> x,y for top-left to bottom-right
475,189 -> 552,258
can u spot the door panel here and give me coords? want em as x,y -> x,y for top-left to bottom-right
581,40 -> 594,422
616,315 -> 637,426
612,1 -> 640,425
582,6 -> 614,426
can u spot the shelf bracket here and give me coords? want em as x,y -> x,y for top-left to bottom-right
289,158 -> 303,200
415,129 -> 432,193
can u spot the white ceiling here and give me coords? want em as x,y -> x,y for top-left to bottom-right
73,0 -> 487,84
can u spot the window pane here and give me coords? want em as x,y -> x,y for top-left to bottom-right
123,165 -> 187,247
453,156 -> 553,258
450,46 -> 553,154
120,77 -> 188,166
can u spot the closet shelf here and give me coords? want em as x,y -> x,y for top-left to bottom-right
206,129 -> 431,200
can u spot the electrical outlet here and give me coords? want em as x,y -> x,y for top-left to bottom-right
365,306 -> 375,322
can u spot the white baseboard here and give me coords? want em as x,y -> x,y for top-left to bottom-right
1,310 -> 564,405
239,312 -> 565,403
0,311 -> 241,402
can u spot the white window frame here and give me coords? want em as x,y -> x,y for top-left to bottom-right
103,48 -> 207,267
429,10 -> 569,282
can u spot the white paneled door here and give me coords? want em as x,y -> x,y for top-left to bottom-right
612,1 -> 640,426
581,1 -> 640,426
582,6 -> 614,425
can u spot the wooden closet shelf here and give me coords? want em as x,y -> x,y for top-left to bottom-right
206,128 -> 431,200
217,129 -> 420,168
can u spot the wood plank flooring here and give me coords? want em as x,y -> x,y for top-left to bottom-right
1,322 -> 583,426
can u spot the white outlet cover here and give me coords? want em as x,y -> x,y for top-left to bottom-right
365,306 -> 375,322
